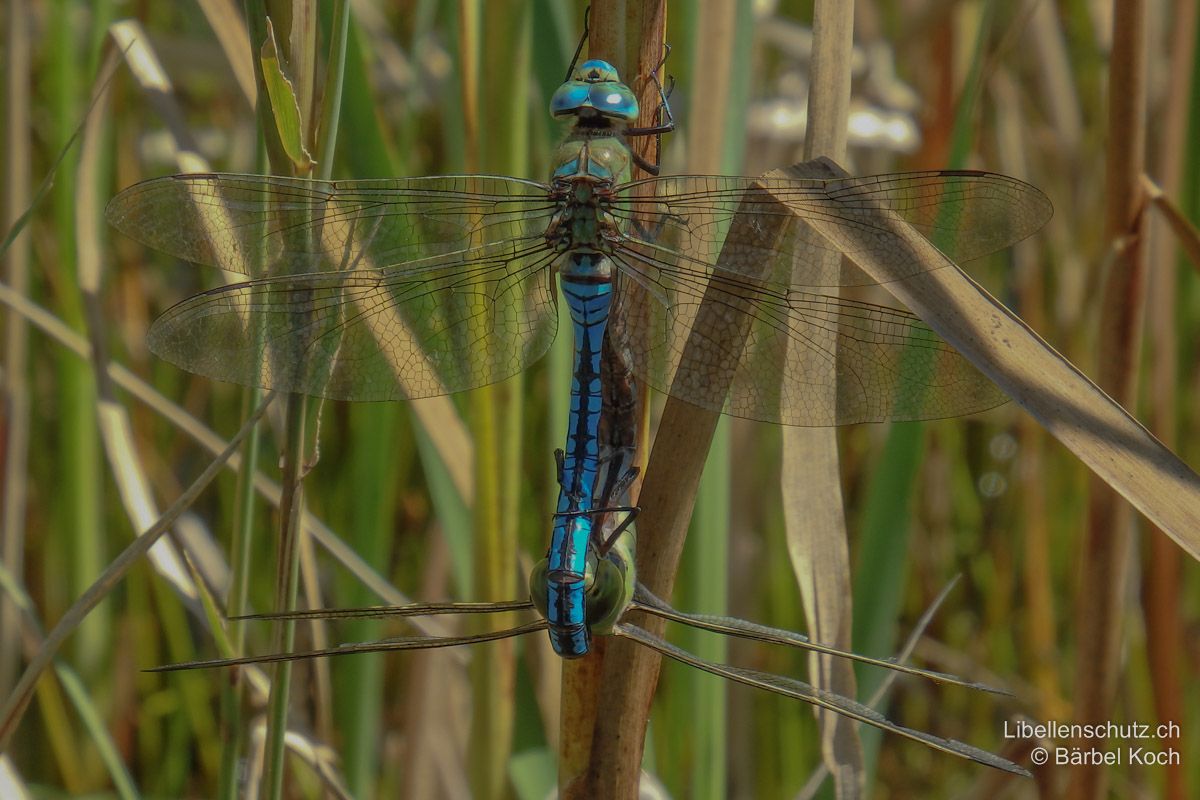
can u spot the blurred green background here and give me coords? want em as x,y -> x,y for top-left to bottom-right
0,0 -> 1197,798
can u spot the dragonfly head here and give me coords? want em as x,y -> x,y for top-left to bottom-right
550,59 -> 639,124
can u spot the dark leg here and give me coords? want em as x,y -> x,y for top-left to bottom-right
564,6 -> 592,80
598,506 -> 641,555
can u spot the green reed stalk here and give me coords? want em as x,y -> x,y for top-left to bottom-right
242,1 -> 342,796
460,3 -> 528,797
312,6 -> 404,795
49,0 -> 107,681
669,2 -> 751,795
218,383 -> 263,800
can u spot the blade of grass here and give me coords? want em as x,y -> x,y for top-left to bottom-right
50,0 -> 107,683
461,3 -> 528,797
0,279 -> 444,635
787,3 -> 863,795
0,392 -> 276,752
103,29 -> 266,793
990,65 -> 1064,725
767,167 -> 1200,544
0,569 -> 141,800
196,0 -> 257,107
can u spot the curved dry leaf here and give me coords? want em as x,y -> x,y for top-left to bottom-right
771,158 -> 1200,556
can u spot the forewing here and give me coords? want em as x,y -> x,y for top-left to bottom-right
610,240 -> 1005,426
107,173 -> 555,277
148,238 -> 560,401
611,171 -> 1051,288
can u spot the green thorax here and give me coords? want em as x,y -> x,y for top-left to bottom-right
546,134 -> 632,255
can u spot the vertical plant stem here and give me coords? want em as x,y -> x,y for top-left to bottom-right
315,0 -> 350,176
50,0 -> 107,681
262,392 -> 308,800
0,0 -> 33,701
581,5 -> 768,796
218,384 -> 262,800
244,1 -> 326,796
558,3 -> 627,793
1069,2 -> 1148,798
1141,4 -> 1195,800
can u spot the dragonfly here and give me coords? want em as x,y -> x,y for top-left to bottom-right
150,451 -> 1027,775
146,306 -> 1029,773
107,56 -> 1051,660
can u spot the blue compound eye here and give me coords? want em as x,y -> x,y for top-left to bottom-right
548,80 -> 639,121
549,59 -> 640,121
588,84 -> 638,120
550,83 -> 593,117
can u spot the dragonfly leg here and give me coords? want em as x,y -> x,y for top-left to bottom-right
563,6 -> 592,81
630,152 -> 662,176
552,448 -> 589,505
625,54 -> 675,176
554,448 -> 566,490
608,465 -> 640,503
597,505 -> 640,555
625,48 -> 677,139
553,504 -> 638,554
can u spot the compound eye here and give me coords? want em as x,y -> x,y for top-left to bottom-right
584,555 -> 631,632
528,558 -> 550,619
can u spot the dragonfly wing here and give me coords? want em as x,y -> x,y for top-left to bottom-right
107,173 -> 555,277
610,244 -> 1006,425
610,171 -> 1051,287
615,623 -> 1029,776
149,620 -> 547,672
148,238 -> 560,401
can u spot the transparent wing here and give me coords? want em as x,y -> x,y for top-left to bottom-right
106,173 -> 555,277
610,247 -> 1006,425
607,171 -> 1049,424
629,585 -> 1007,694
610,171 -> 1051,287
148,620 -> 547,673
615,623 -> 1029,776
147,238 -> 560,401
